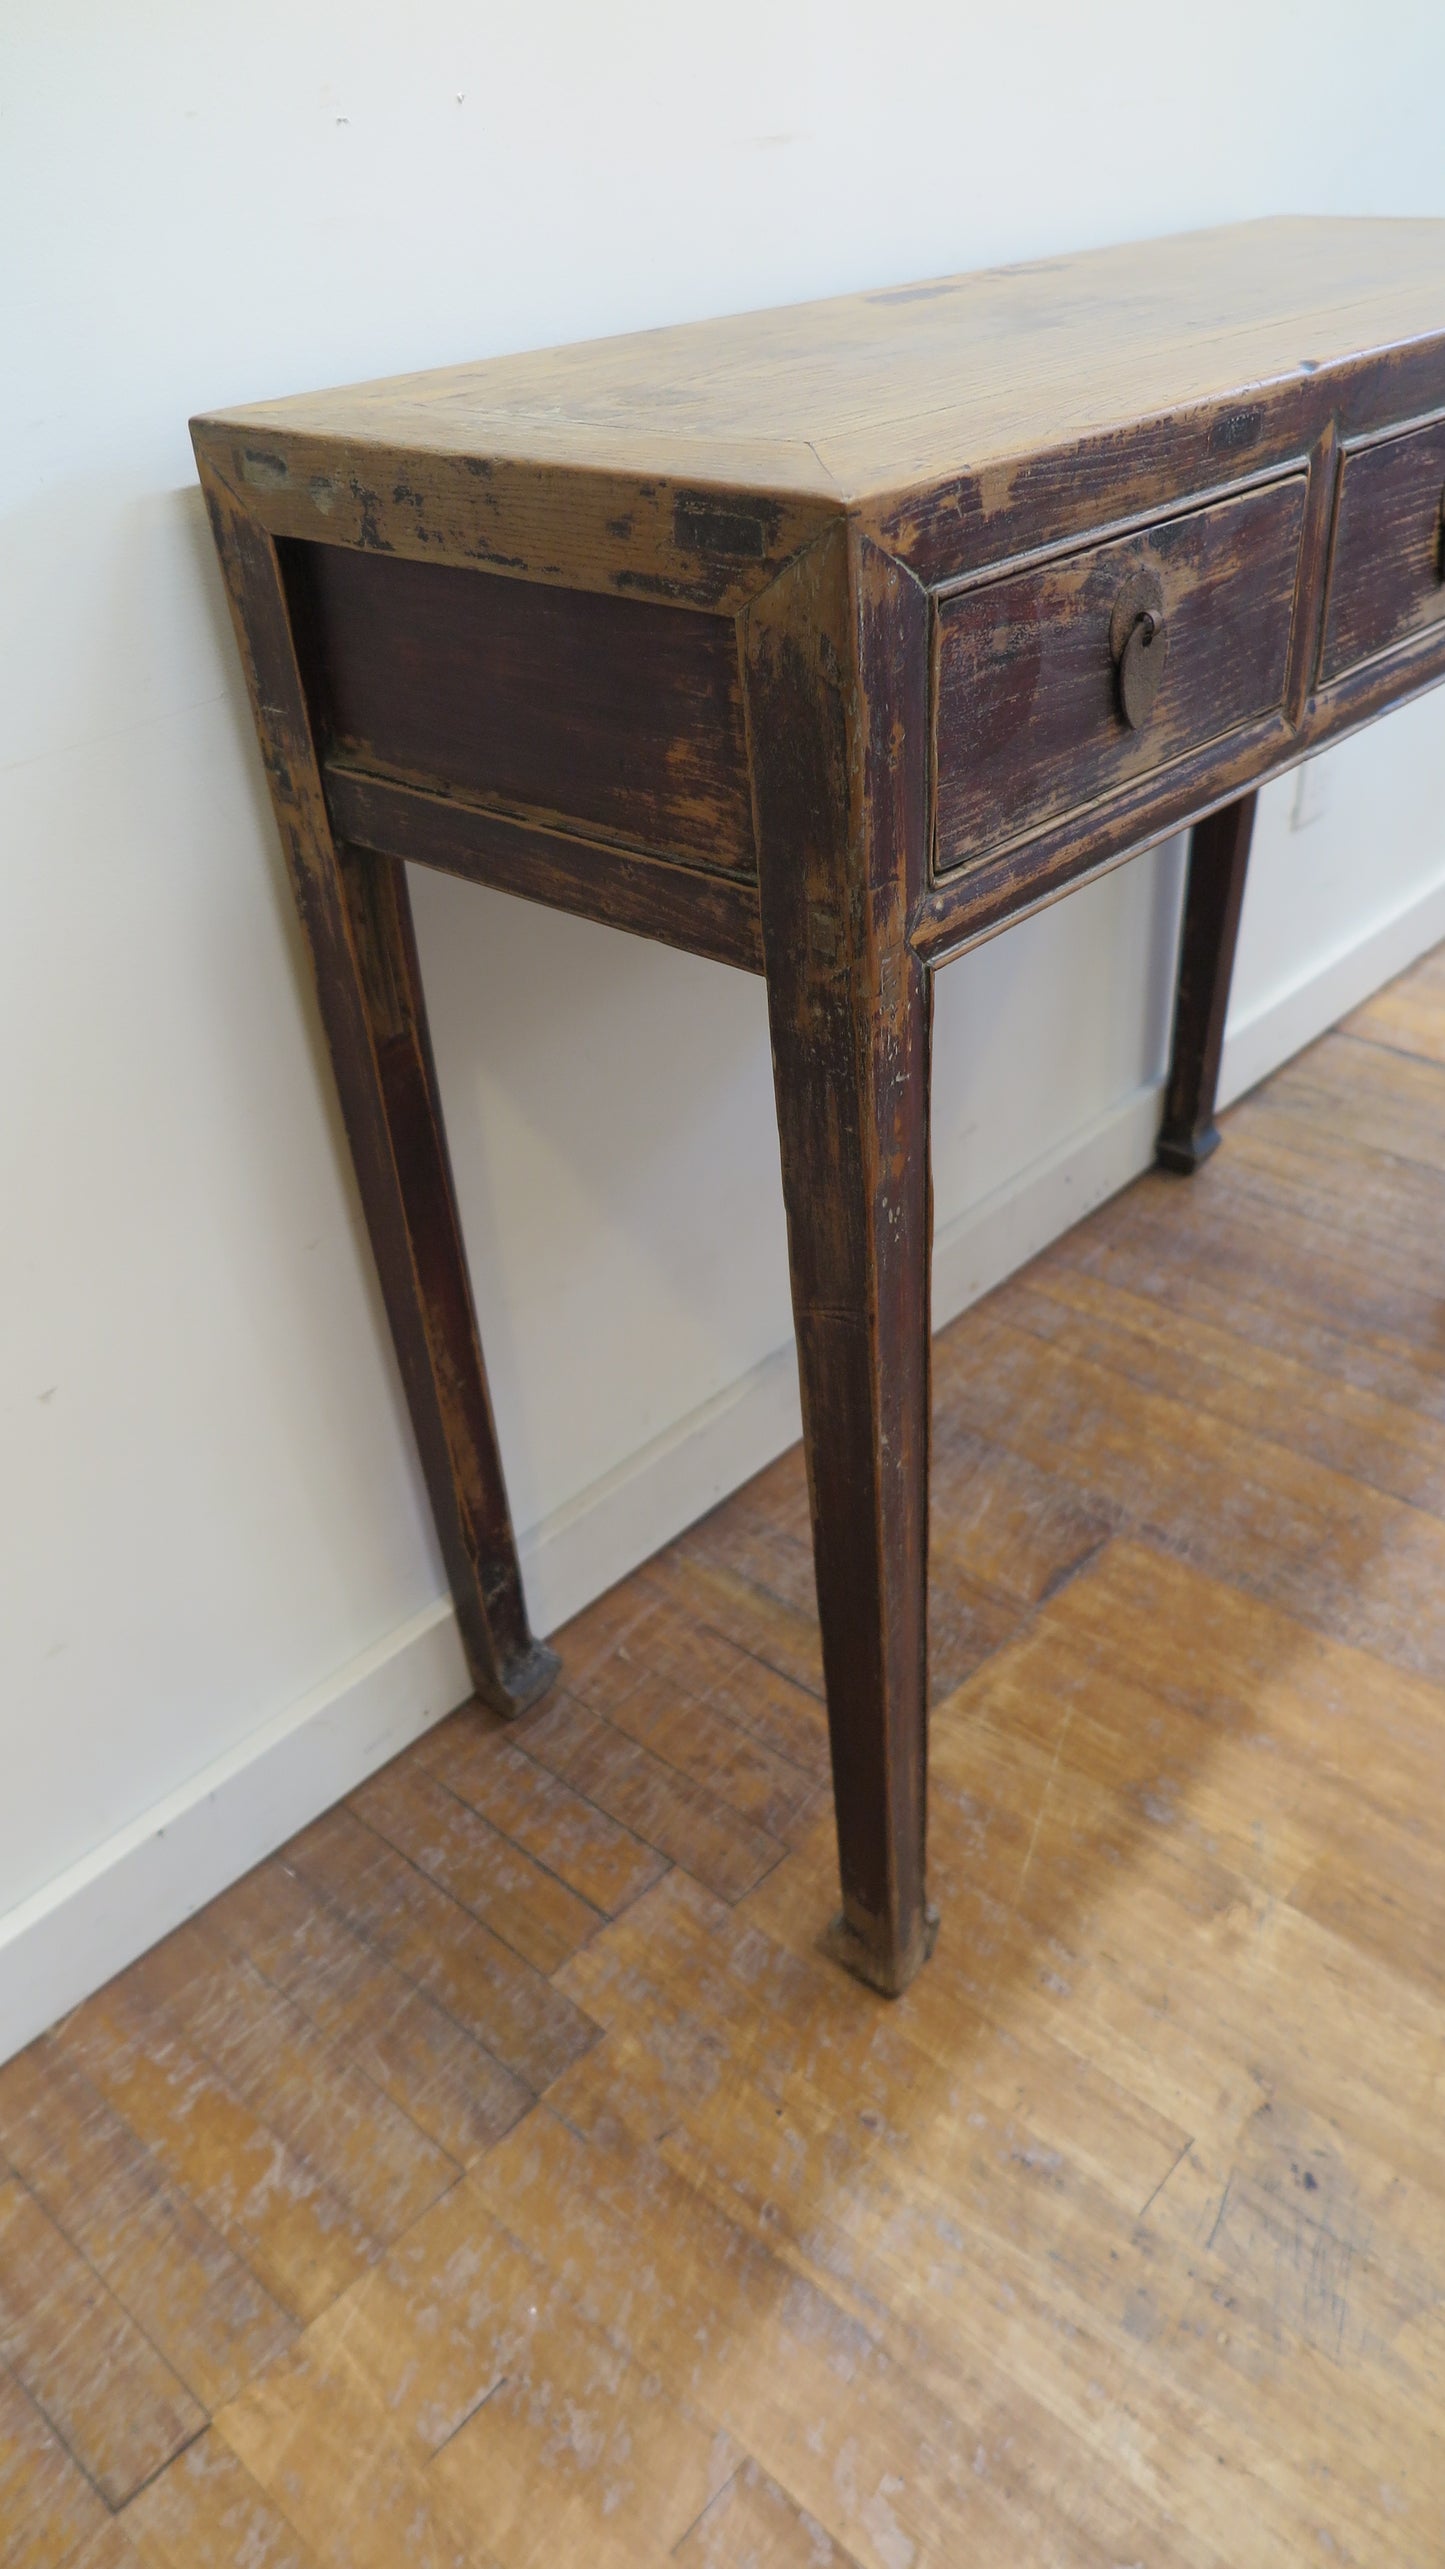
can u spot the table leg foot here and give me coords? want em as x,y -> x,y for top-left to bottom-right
496,1637 -> 563,1716
821,1902 -> 940,1998
1156,1119 -> 1222,1175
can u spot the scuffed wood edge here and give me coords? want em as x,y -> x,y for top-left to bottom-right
324,764 -> 764,976
913,602 -> 1445,968
190,418 -> 844,612
861,334 -> 1445,585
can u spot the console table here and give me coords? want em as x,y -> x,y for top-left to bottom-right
194,219 -> 1445,1996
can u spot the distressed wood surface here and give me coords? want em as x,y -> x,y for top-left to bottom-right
323,765 -> 764,973
193,220 -> 1445,588
193,223 -> 1445,2011
1323,412 -> 1445,677
5,941 -> 1445,2558
193,223 -> 1445,972
746,529 -> 935,1992
196,463 -> 558,1718
908,567 -> 1445,960
934,479 -> 1303,869
288,541 -> 756,869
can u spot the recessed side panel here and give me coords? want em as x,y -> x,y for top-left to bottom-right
1321,415 -> 1445,680
933,475 -> 1306,874
284,541 -> 757,873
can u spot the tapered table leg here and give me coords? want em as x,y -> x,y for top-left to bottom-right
1157,791 -> 1257,1174
199,463 -> 558,1716
746,527 -> 937,1995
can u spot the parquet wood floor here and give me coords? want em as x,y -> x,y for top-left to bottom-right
6,944 -> 1445,2568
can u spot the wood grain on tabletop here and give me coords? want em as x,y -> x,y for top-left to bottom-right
190,220 -> 1445,621
196,218 -> 1445,502
5,941 -> 1445,2564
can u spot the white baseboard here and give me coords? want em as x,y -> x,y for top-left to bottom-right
5,874 -> 1441,2067
930,1077 -> 1167,1333
518,1340 -> 803,1638
516,1071 -> 1173,1640
0,1603 -> 469,2066
520,848 -> 1445,1637
1219,869 -> 1445,1110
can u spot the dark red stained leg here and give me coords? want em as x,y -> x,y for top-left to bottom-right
745,527 -> 936,1994
198,463 -> 558,1716
1157,791 -> 1257,1175
336,844 -> 559,1707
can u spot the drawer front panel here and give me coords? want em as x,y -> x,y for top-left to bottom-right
285,542 -> 756,872
934,476 -> 1306,872
1321,417 -> 1445,681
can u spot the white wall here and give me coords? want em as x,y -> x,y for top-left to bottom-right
4,0 -> 1445,2058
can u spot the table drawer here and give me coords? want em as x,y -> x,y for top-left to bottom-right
1321,417 -> 1445,681
933,475 -> 1307,871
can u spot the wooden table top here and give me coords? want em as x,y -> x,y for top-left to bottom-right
201,218 -> 1445,506
194,218 -> 1445,611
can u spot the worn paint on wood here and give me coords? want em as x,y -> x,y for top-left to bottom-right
933,482 -> 1303,869
194,224 -> 1445,2000
1322,411 -> 1445,677
289,540 -> 756,870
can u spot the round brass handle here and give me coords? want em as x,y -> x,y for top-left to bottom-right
1110,568 -> 1169,729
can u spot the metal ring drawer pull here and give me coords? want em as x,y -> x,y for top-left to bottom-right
1110,569 -> 1169,728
